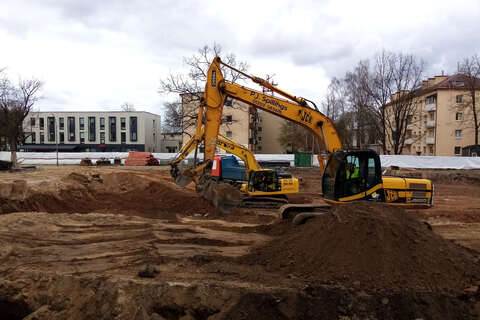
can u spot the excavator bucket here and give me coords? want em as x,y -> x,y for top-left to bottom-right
170,166 -> 194,187
197,179 -> 243,214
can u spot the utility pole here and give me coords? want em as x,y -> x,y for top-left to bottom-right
54,115 -> 59,166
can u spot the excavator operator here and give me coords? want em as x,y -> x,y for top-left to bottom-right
346,162 -> 359,179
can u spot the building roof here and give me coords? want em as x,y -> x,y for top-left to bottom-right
419,74 -> 480,95
384,74 -> 480,107
30,111 -> 161,117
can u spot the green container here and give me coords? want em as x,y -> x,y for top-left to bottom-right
294,152 -> 312,167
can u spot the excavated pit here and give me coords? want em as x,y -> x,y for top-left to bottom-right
0,167 -> 479,319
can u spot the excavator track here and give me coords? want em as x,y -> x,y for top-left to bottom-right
279,203 -> 332,225
241,196 -> 289,209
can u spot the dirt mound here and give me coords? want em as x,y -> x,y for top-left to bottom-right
0,171 -> 219,220
241,202 -> 480,293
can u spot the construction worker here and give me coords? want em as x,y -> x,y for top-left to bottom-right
346,162 -> 359,179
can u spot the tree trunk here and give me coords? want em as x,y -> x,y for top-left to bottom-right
9,137 -> 17,168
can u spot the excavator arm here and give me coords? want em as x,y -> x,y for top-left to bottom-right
203,57 -> 342,174
170,124 -> 262,183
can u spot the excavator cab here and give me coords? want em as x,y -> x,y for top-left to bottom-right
247,170 -> 281,193
322,150 -> 382,202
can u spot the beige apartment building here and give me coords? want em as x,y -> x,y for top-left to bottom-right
386,74 -> 480,156
181,94 -> 288,154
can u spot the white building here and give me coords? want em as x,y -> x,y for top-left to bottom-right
22,111 -> 161,152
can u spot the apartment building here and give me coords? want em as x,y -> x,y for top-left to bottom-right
160,132 -> 182,153
386,74 -> 480,156
22,111 -> 161,152
181,94 -> 288,154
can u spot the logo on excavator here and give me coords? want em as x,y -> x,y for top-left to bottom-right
385,189 -> 399,202
299,110 -> 312,124
250,91 -> 287,114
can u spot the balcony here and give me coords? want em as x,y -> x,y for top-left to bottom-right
426,120 -> 435,128
404,138 -> 413,145
425,103 -> 436,112
426,137 -> 435,145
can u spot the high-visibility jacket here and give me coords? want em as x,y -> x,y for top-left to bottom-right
346,167 -> 359,179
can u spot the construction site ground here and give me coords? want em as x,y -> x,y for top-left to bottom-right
0,165 -> 479,319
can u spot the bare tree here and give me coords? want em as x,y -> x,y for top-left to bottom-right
278,122 -> 321,153
0,74 -> 42,166
457,54 -> 480,146
160,43 -> 249,135
344,61 -> 381,149
360,50 -> 425,154
322,77 -> 347,121
162,100 -> 183,133
121,102 -> 136,112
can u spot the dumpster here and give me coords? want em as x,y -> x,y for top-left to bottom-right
294,152 -> 312,167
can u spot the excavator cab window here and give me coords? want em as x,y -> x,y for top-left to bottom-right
248,170 -> 280,193
323,151 -> 382,200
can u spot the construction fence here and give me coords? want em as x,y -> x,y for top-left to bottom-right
1,151 -> 480,169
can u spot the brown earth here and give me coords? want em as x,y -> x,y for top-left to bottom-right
0,166 -> 478,319
240,202 -> 479,293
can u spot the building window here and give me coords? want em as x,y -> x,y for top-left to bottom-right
429,145 -> 433,154
257,146 -> 262,151
88,117 -> 96,141
80,132 -> 85,144
454,146 -> 461,155
121,132 -> 126,144
258,136 -> 262,142
47,117 -> 55,142
40,132 -> 44,144
30,117 -> 36,127
426,95 -> 436,105
121,117 -> 126,130
130,117 -> 137,141
456,95 -> 463,104
100,132 -> 105,144
429,113 -> 435,121
100,117 -> 105,130
109,117 -> 116,142
226,115 -> 233,123
68,117 -> 75,141
31,132 -> 36,144
59,132 -> 64,143
456,112 -> 463,121
258,126 -> 262,132
39,118 -> 44,130
59,117 -> 64,130
452,81 -> 464,87
79,117 -> 85,130
455,130 -> 462,138
226,131 -> 233,138
224,99 -> 232,107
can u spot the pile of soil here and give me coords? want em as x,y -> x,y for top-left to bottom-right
241,202 -> 480,293
0,171 -> 219,219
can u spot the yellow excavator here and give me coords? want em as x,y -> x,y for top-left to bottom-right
170,56 -> 433,219
170,127 -> 299,209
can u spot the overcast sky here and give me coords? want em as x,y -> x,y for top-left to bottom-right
0,0 -> 479,116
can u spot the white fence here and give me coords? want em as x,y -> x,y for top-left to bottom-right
1,152 -> 480,169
